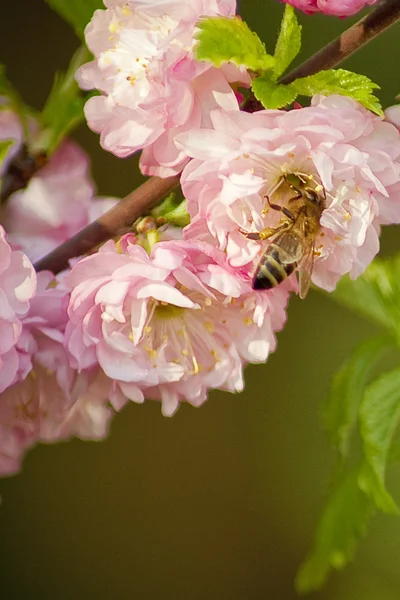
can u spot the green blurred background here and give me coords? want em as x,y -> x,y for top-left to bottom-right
1,1 -> 400,598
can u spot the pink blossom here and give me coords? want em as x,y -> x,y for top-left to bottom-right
177,95 -> 400,293
0,226 -> 36,394
77,0 -> 249,177
385,105 -> 400,131
18,272 -> 114,443
279,0 -> 377,16
64,236 -> 289,416
0,273 -> 114,476
2,135 -> 119,262
0,366 -> 114,476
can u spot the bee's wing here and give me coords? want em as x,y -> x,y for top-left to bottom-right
274,219 -> 305,265
297,236 -> 315,299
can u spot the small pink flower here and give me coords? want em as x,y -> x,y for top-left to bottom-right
64,236 -> 289,416
0,226 -> 36,394
2,131 -> 119,262
77,0 -> 249,177
0,366 -> 114,476
177,95 -> 400,293
0,273 -> 114,476
279,0 -> 377,16
385,105 -> 400,132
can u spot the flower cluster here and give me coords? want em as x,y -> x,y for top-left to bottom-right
0,106 -> 119,263
64,236 -> 290,417
76,0 -> 249,177
1,0 -> 400,481
279,0 -> 377,16
178,95 -> 400,292
0,270 -> 113,475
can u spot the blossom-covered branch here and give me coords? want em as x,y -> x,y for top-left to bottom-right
34,0 -> 400,275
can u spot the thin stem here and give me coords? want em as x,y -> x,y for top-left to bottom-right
34,0 -> 400,274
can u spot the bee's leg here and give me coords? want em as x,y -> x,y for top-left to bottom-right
287,191 -> 302,204
239,221 -> 290,241
262,195 -> 296,222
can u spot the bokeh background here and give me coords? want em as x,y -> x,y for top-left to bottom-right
1,1 -> 400,598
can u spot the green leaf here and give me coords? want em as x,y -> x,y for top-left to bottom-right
273,5 -> 301,79
292,69 -> 383,115
251,74 -> 297,109
0,140 -> 14,170
323,335 -> 393,458
332,256 -> 400,339
162,200 -> 190,228
388,440 -> 400,465
195,17 -> 275,72
37,46 -> 90,155
358,368 -> 400,514
152,194 -> 189,228
44,0 -> 103,40
0,140 -> 16,199
296,469 -> 375,593
151,192 -> 179,219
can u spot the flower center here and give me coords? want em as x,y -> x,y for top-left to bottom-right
133,294 -> 228,378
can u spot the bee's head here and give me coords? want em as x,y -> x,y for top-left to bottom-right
284,172 -> 304,189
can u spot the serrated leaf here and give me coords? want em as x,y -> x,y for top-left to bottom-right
296,469 -> 375,593
358,368 -> 400,514
292,69 -> 383,115
323,335 -> 393,458
251,74 -> 297,109
195,17 -> 275,72
332,256 -> 400,338
273,5 -> 301,79
44,0 -> 103,40
37,46 -> 90,155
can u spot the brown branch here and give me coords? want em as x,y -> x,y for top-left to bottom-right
33,175 -> 180,273
34,0 -> 400,274
281,0 -> 400,84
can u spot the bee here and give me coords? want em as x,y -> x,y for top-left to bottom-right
240,172 -> 325,299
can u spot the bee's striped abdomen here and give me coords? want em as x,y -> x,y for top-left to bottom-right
252,245 -> 296,290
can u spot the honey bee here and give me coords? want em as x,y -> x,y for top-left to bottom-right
240,172 -> 325,299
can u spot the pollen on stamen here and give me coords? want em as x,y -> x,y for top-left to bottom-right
145,346 -> 157,359
204,298 -> 212,306
122,4 -> 131,16
192,357 -> 200,375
